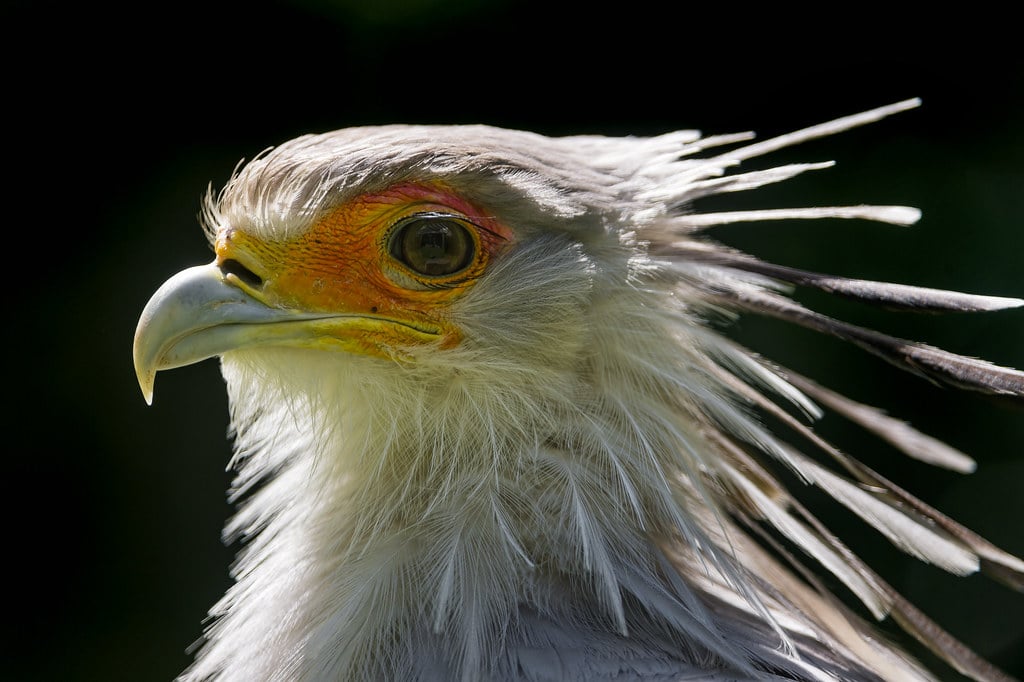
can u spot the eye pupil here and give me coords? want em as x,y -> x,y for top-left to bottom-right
418,227 -> 448,257
392,217 -> 474,276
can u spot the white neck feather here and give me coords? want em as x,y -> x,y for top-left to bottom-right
181,234 -> 918,682
181,260 -> 783,680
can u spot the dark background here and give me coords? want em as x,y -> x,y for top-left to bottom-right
7,1 -> 1022,680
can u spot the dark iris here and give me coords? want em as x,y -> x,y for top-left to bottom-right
390,216 -> 474,277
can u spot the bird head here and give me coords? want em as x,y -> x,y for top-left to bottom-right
135,126 -> 635,396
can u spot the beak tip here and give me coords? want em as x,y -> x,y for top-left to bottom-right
134,333 -> 156,406
135,364 -> 156,405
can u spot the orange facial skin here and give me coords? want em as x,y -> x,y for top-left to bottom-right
214,182 -> 513,355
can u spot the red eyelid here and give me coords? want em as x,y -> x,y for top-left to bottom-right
366,183 -> 514,250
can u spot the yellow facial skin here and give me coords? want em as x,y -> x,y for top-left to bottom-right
216,182 -> 509,349
133,181 -> 512,402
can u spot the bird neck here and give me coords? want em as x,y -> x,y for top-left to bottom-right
210,304 -> 741,679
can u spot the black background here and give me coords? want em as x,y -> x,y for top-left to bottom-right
7,1 -> 1023,680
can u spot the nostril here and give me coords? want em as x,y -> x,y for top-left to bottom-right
220,259 -> 263,287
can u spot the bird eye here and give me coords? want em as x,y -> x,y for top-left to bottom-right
389,216 -> 474,277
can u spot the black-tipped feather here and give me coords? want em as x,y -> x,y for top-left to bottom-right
716,433 -> 1018,682
712,286 -> 1024,400
672,244 -> 1024,313
782,371 -> 977,473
